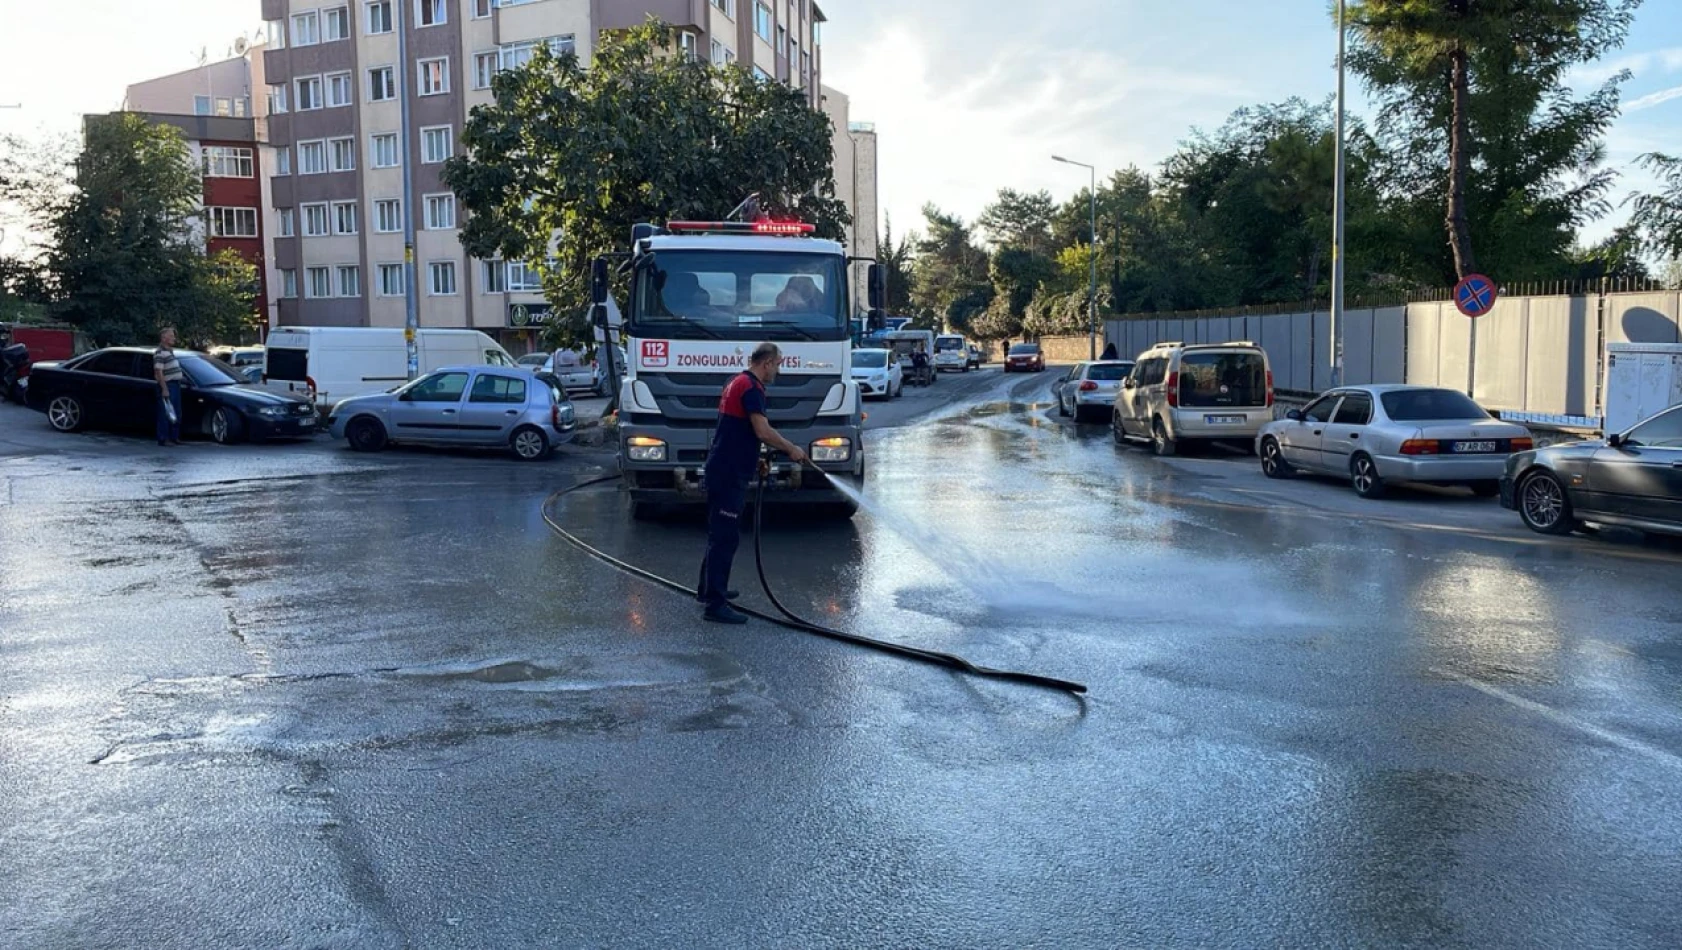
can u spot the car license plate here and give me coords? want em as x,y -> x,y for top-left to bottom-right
1453,440 -> 1496,453
1205,414 -> 1246,425
299,416 -> 315,427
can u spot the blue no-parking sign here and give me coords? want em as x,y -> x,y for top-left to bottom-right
1454,273 -> 1498,318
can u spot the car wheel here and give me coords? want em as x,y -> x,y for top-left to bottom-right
209,406 -> 246,445
1058,394 -> 1070,417
1151,418 -> 1176,457
1350,453 -> 1386,499
1518,470 -> 1578,535
1112,410 -> 1128,446
46,394 -> 85,432
346,416 -> 387,452
1469,480 -> 1501,498
1260,437 -> 1293,479
510,425 -> 550,461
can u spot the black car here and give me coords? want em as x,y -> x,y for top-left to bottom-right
26,347 -> 318,443
1501,404 -> 1682,538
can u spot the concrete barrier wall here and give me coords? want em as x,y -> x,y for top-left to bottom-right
1606,292 -> 1681,345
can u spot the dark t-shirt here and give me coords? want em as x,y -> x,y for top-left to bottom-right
706,370 -> 767,482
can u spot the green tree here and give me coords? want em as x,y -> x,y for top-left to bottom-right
878,213 -> 917,314
977,188 -> 1055,252
46,114 -> 253,346
1346,0 -> 1640,282
910,204 -> 991,333
444,21 -> 850,338
1626,152 -> 1682,259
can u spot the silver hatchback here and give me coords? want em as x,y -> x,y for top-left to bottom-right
328,366 -> 576,460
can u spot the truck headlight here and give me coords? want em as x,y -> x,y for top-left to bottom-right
626,436 -> 667,462
810,437 -> 852,463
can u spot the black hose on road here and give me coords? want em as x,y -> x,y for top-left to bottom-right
542,474 -> 1087,697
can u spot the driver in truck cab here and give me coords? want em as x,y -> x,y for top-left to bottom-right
697,342 -> 809,625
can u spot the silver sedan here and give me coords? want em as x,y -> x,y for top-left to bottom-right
1255,385 -> 1533,499
328,365 -> 576,460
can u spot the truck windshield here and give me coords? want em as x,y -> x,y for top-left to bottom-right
632,250 -> 848,342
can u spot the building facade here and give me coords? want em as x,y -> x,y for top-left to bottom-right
820,85 -> 878,313
253,0 -> 837,352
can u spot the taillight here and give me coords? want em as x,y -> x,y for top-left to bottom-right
551,403 -> 561,428
1400,439 -> 1439,455
1265,370 -> 1274,408
1510,437 -> 1534,452
1165,371 -> 1179,407
1078,381 -> 1098,392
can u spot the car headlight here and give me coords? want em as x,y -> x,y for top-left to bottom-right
257,405 -> 289,417
810,437 -> 852,463
626,436 -> 667,462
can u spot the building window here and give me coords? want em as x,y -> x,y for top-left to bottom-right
266,19 -> 286,50
472,0 -> 492,17
777,24 -> 787,56
507,261 -> 542,292
752,66 -> 772,82
678,32 -> 698,62
377,263 -> 405,296
296,75 -> 324,111
417,0 -> 446,27
473,52 -> 497,89
306,266 -> 333,298
428,261 -> 457,296
326,71 -> 353,108
280,269 -> 298,299
268,83 -> 288,114
421,126 -> 453,164
800,50 -> 810,86
711,0 -> 735,18
755,3 -> 772,41
278,208 -> 296,237
298,140 -> 328,175
274,147 -> 291,176
194,95 -> 213,116
418,57 -> 450,96
292,11 -> 320,46
324,6 -> 350,40
365,0 -> 392,34
371,133 -> 399,168
368,66 -> 396,102
332,201 -> 359,235
480,260 -> 505,293
711,40 -> 726,65
336,265 -> 361,297
330,137 -> 356,172
208,207 -> 259,238
424,194 -> 456,230
374,198 -> 402,233
302,203 -> 330,237
204,146 -> 254,178
499,36 -> 574,71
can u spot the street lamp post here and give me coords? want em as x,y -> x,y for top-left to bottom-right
1053,155 -> 1098,361
396,0 -> 420,379
1330,0 -> 1348,388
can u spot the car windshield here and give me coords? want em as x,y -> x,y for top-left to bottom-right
1010,344 -> 1039,355
1381,389 -> 1490,421
936,338 -> 963,351
1178,351 -> 1267,407
1089,363 -> 1131,381
180,354 -> 243,387
517,354 -> 548,366
631,250 -> 848,342
853,350 -> 888,368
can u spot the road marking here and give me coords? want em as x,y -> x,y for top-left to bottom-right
1435,669 -> 1682,772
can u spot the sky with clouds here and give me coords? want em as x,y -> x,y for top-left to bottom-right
0,0 -> 1677,248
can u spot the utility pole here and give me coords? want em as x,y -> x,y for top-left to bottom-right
1330,0 -> 1348,388
396,0 -> 420,379
1052,155 -> 1099,360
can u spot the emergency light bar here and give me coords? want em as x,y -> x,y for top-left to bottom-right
666,220 -> 816,235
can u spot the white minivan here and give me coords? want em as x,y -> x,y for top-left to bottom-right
1112,341 -> 1274,456
933,334 -> 969,372
262,327 -> 519,410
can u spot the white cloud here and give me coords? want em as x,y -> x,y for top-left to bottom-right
1571,46 -> 1682,86
1625,84 -> 1682,112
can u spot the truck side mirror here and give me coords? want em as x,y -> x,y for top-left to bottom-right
867,262 -> 886,311
589,258 -> 609,306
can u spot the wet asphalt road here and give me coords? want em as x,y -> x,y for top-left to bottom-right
4,369 -> 1682,949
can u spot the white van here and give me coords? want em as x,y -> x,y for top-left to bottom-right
262,327 -> 518,410
1113,340 -> 1274,455
933,334 -> 969,372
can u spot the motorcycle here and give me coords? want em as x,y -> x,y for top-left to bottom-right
1,342 -> 30,404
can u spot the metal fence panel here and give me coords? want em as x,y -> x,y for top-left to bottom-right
1521,296 -> 1593,416
1473,297 -> 1528,410
1310,310 -> 1332,390
1372,306 -> 1406,384
1290,311 -> 1315,391
1406,303 -> 1442,387
1606,292 -> 1681,345
1439,304 -> 1473,394
1342,308 -> 1377,385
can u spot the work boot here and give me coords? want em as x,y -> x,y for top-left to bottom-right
694,589 -> 740,604
703,604 -> 748,625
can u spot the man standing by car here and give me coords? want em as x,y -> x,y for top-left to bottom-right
697,342 -> 808,625
153,326 -> 184,446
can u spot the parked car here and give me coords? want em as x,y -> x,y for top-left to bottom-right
516,353 -> 550,370
1256,385 -> 1532,499
26,347 -> 318,443
1054,361 -> 1135,423
261,327 -> 519,412
592,346 -> 627,397
933,334 -> 970,373
327,365 -> 576,461
967,345 -> 983,371
1005,343 -> 1045,373
1502,404 -> 1682,538
850,348 -> 903,400
1113,341 -> 1273,455
209,345 -> 265,369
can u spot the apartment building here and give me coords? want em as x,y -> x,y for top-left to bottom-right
821,85 -> 878,311
255,0 -> 833,352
